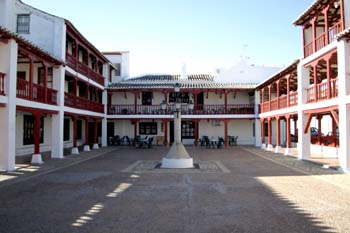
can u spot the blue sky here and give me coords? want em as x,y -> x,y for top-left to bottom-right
24,0 -> 314,76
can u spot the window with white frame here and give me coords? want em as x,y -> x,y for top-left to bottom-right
17,14 -> 30,34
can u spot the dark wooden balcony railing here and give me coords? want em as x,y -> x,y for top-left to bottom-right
66,52 -> 104,85
108,104 -> 255,115
64,92 -> 104,113
0,72 -> 5,96
16,79 -> 57,105
259,91 -> 298,113
306,79 -> 338,103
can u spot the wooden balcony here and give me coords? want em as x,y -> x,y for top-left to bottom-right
64,92 -> 104,113
65,52 -> 104,85
16,79 -> 57,105
304,41 -> 313,58
0,72 -> 5,96
306,79 -> 338,103
328,22 -> 342,42
260,92 -> 298,113
108,104 -> 255,115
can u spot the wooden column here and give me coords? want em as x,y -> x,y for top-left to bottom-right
193,92 -> 197,111
74,78 -> 78,96
286,115 -> 291,148
224,119 -> 228,147
261,118 -> 265,145
332,117 -> 337,147
163,119 -> 168,146
326,57 -> 332,99
312,17 -> 317,53
43,63 -> 48,103
313,65 -> 318,101
268,118 -> 272,145
33,113 -> 42,154
29,57 -> 34,100
224,91 -> 228,114
85,116 -> 90,145
323,7 -> 329,45
94,119 -> 99,144
276,117 -> 281,147
194,119 -> 198,146
268,85 -> 272,111
286,75 -> 290,107
276,81 -> 280,109
317,115 -> 322,145
72,115 -> 77,147
134,92 -> 138,114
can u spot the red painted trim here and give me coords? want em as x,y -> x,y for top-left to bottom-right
303,105 -> 338,114
303,114 -> 313,134
16,105 -> 58,115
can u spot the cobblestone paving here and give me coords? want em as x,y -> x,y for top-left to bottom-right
0,146 -> 349,233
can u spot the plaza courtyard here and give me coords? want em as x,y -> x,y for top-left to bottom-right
0,147 -> 349,233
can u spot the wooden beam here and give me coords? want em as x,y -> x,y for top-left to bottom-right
303,114 -> 313,134
330,110 -> 339,126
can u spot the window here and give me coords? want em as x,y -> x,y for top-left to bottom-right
114,63 -> 121,76
142,92 -> 152,105
23,115 -> 44,145
139,122 -> 157,135
17,14 -> 30,34
77,120 -> 83,140
182,121 -> 194,139
169,92 -> 189,103
64,118 -> 70,141
38,67 -> 53,88
264,122 -> 268,137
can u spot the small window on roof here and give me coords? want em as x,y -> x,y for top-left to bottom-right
17,14 -> 30,34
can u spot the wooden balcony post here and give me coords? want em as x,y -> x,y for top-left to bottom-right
326,57 -> 331,99
286,74 -> 290,107
33,113 -> 42,154
313,65 -> 318,101
72,115 -> 77,148
268,117 -> 272,146
276,80 -> 280,109
43,63 -> 48,103
276,116 -> 281,147
194,119 -> 198,147
163,119 -> 168,146
312,17 -> 317,53
85,116 -> 90,146
317,115 -> 322,145
261,118 -> 265,145
224,119 -> 228,147
286,115 -> 291,149
323,7 -> 330,45
268,85 -> 272,111
134,92 -> 138,114
224,91 -> 228,113
29,56 -> 34,100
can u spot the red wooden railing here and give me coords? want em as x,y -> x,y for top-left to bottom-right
304,41 -> 313,58
16,79 -> 57,105
315,33 -> 326,52
259,91 -> 299,113
329,22 -> 342,42
0,72 -> 5,96
65,92 -> 104,113
66,52 -> 104,85
307,79 -> 338,103
289,91 -> 298,106
108,104 -> 255,115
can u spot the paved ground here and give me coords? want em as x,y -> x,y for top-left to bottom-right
0,146 -> 349,233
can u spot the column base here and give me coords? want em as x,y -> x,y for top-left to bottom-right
93,144 -> 99,149
261,144 -> 267,149
274,146 -> 282,153
72,147 -> 79,155
267,144 -> 274,151
83,145 -> 91,152
284,148 -> 292,156
31,154 -> 44,165
161,157 -> 194,169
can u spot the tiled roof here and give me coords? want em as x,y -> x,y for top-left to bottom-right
0,26 -> 64,65
293,0 -> 329,26
107,74 -> 257,90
